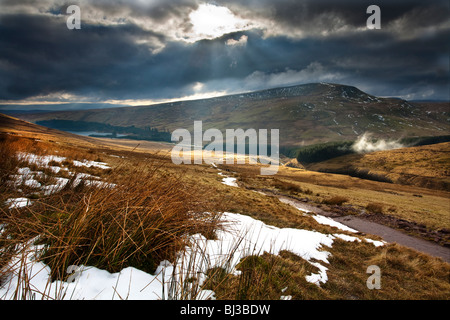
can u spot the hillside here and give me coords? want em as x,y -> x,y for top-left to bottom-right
305,142 -> 450,191
17,83 -> 450,147
0,113 -> 174,155
1,112 -> 449,301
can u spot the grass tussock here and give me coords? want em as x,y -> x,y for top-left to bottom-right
366,202 -> 384,214
2,170 -> 220,281
324,240 -> 450,300
322,196 -> 349,206
0,135 -> 222,284
203,251 -> 328,300
0,135 -> 22,187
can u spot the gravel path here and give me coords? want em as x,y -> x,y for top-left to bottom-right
277,195 -> 450,263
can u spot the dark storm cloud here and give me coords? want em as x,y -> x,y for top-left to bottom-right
0,13 -> 168,100
222,0 -> 449,37
200,27 -> 449,99
0,0 -> 448,103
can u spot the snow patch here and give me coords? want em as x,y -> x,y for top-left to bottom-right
17,152 -> 66,167
312,215 -> 358,233
72,160 -> 111,170
213,163 -> 239,187
0,211 -> 363,299
5,197 -> 33,209
364,238 -> 386,247
5,152 -> 114,207
305,262 -> 329,285
221,176 -> 238,187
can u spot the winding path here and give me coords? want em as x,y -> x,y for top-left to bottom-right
214,161 -> 450,264
277,195 -> 450,263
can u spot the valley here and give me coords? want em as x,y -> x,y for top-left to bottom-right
1,112 -> 449,300
14,83 -> 450,147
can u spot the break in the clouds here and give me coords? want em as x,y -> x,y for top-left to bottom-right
0,0 -> 448,107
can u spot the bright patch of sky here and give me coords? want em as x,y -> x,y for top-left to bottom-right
187,3 -> 253,42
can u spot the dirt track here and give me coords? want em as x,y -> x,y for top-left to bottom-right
277,195 -> 450,263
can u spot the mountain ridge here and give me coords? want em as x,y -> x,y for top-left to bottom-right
15,83 -> 450,147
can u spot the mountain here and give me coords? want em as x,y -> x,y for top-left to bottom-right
16,83 -> 450,147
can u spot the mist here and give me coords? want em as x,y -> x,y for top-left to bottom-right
352,132 -> 404,153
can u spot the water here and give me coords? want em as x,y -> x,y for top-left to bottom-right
67,131 -> 128,137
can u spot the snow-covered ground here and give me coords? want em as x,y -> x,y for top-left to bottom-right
72,159 -> 111,170
1,155 -> 384,300
16,152 -> 66,167
5,197 -> 33,209
218,172 -> 239,187
213,162 -> 239,188
16,152 -> 110,171
0,210 -> 384,300
4,152 -> 115,207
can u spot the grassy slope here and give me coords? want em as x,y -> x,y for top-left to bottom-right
1,114 -> 449,300
306,142 -> 450,191
225,163 -> 450,237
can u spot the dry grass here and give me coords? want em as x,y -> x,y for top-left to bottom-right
324,240 -> 450,300
203,251 -> 328,300
307,142 -> 450,191
0,135 -> 20,187
203,239 -> 450,300
323,196 -> 349,206
0,125 -> 449,300
226,163 -> 450,232
366,202 -> 384,214
0,135 -> 222,287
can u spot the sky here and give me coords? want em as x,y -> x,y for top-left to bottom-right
0,0 -> 448,109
